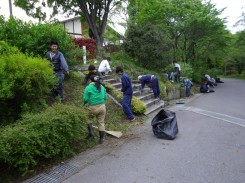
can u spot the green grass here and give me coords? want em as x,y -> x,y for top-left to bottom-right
219,73 -> 245,80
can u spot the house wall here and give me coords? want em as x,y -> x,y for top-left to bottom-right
63,19 -> 83,38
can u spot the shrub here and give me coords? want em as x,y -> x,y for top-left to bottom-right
0,42 -> 56,124
103,82 -> 117,92
225,70 -> 238,75
124,23 -> 170,69
163,62 -> 194,80
191,72 -> 203,84
131,96 -> 147,114
0,104 -> 88,175
74,38 -> 96,59
0,16 -> 83,65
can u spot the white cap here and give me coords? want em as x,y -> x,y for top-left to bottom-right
138,75 -> 142,80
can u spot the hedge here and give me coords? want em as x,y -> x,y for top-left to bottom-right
74,38 -> 96,59
0,42 -> 56,124
0,104 -> 88,175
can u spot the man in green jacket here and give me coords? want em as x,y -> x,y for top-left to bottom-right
83,74 -> 107,144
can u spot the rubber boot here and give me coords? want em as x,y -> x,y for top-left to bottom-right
99,131 -> 105,144
86,123 -> 94,139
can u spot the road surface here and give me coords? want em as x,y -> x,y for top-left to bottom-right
63,78 -> 245,183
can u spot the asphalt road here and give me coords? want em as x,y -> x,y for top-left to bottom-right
62,78 -> 245,183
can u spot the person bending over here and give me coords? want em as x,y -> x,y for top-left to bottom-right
138,74 -> 160,98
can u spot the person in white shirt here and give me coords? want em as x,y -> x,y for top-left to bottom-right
98,57 -> 112,75
204,74 -> 215,87
170,60 -> 181,82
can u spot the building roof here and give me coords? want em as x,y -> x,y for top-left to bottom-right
60,16 -> 124,37
60,16 -> 81,23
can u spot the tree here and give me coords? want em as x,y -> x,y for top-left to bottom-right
14,0 -> 125,56
124,23 -> 171,69
126,0 -> 229,72
235,7 -> 245,30
228,31 -> 245,74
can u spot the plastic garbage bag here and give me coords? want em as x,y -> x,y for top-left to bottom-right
151,109 -> 178,140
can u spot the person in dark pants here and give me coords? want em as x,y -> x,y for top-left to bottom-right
46,39 -> 69,100
183,77 -> 193,97
84,64 -> 103,85
116,66 -> 135,122
203,74 -> 215,87
138,74 -> 160,98
200,80 -> 215,93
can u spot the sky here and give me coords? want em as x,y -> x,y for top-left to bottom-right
0,0 -> 244,34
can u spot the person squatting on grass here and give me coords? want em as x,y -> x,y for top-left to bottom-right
200,80 -> 215,93
138,74 -> 160,98
98,57 -> 112,75
203,74 -> 216,87
46,39 -> 69,101
170,60 -> 181,82
84,64 -> 103,85
83,75 -> 107,144
116,66 -> 135,122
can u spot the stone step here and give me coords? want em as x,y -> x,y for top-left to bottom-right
132,80 -> 141,84
132,88 -> 152,96
72,65 -> 100,72
137,93 -> 154,101
103,75 -> 113,80
144,100 -> 164,116
111,83 -> 122,89
104,78 -> 117,84
133,83 -> 141,90
133,90 -> 141,96
144,98 -> 160,108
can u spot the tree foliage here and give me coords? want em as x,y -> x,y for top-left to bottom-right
0,16 -> 83,65
126,0 -> 230,73
14,0 -> 126,56
124,23 -> 171,69
0,42 -> 56,124
227,31 -> 245,74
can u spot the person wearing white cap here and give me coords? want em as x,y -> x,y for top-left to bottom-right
138,74 -> 160,98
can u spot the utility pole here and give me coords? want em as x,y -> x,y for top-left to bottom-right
9,0 -> 13,17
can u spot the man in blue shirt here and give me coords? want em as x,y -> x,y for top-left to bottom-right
138,74 -> 160,98
116,66 -> 135,121
46,39 -> 69,100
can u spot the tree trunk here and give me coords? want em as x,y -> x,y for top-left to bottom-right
78,1 -> 112,57
95,36 -> 104,57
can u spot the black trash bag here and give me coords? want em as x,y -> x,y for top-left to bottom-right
151,109 -> 178,140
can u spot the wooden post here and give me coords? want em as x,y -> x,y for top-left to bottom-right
83,46 -> 86,64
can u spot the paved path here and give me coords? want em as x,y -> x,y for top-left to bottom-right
62,79 -> 245,183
